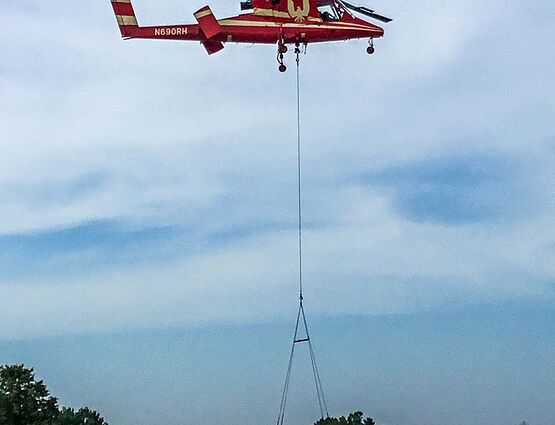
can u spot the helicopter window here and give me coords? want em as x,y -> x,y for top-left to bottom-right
317,4 -> 339,21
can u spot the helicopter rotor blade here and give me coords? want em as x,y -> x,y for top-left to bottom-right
341,1 -> 393,23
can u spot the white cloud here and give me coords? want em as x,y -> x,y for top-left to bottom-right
0,0 -> 553,339
1,187 -> 553,340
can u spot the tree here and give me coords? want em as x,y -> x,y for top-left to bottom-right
315,411 -> 376,425
0,364 -> 108,425
54,407 -> 108,425
0,364 -> 59,425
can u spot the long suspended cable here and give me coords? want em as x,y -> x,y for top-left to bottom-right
276,46 -> 329,425
296,45 -> 303,303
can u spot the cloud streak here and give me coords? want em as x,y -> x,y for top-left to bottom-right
0,0 -> 554,340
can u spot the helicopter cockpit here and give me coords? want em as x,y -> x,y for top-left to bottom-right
316,0 -> 343,21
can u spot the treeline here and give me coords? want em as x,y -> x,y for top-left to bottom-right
0,364 -> 107,425
315,411 -> 375,425
1,363 -> 382,425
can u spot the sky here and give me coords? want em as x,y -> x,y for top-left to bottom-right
0,0 -> 554,424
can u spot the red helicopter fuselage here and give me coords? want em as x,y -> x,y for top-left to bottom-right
111,0 -> 387,69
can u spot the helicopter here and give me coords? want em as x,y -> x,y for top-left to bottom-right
110,0 -> 392,71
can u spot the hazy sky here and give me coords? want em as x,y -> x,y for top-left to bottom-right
0,1 -> 554,425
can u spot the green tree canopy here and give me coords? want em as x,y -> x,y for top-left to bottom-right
0,364 -> 59,425
54,407 -> 108,425
0,364 -> 107,425
315,411 -> 376,425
